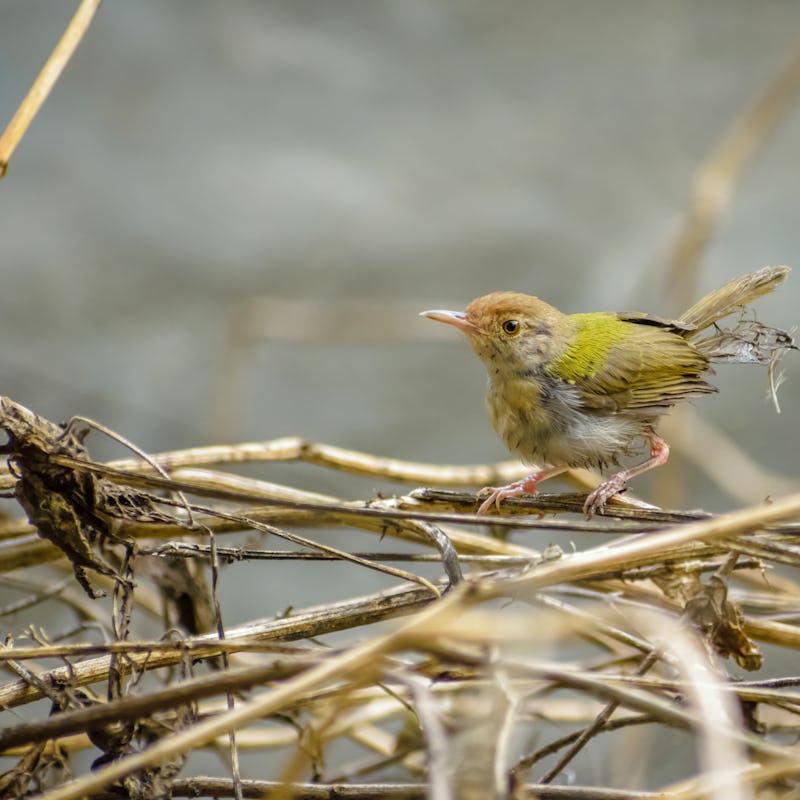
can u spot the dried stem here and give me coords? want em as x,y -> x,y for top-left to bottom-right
0,0 -> 102,178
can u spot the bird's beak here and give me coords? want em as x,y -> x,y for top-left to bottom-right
419,309 -> 477,335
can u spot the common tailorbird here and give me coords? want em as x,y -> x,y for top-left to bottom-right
422,266 -> 794,516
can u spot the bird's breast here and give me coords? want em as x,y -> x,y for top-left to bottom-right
486,373 -> 645,468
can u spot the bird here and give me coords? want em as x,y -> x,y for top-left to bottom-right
421,266 -> 794,516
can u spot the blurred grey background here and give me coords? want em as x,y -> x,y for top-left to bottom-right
1,4 -> 799,530
2,1 -> 800,788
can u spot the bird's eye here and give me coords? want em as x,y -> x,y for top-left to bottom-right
501,319 -> 521,335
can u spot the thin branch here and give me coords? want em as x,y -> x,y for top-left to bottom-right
0,0 -> 102,178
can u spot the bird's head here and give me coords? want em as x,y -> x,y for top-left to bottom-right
421,292 -> 571,377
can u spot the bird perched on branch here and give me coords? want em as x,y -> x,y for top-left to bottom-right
422,266 -> 794,516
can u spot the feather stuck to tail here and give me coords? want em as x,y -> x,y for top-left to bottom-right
681,266 -> 796,411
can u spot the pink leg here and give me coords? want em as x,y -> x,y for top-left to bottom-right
583,430 -> 670,517
477,465 -> 568,515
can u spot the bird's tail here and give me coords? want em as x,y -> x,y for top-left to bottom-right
679,265 -> 790,330
680,266 -> 795,411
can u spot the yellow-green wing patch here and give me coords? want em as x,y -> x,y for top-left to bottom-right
546,313 -> 715,412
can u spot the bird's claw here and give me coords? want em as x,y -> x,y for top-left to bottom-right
476,480 -> 531,514
583,476 -> 628,518
477,487 -> 508,515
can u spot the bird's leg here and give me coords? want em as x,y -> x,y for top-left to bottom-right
583,430 -> 670,517
477,466 -> 568,515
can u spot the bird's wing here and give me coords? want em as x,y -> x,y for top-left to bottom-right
547,313 -> 716,413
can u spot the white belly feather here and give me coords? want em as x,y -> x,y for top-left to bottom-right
486,376 -> 647,468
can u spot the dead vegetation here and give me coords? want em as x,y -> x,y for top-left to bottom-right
1,395 -> 800,799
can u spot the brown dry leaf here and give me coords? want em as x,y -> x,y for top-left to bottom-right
684,574 -> 763,671
651,562 -> 705,606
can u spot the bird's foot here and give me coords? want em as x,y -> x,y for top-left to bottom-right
476,478 -> 534,515
583,475 -> 628,518
476,467 -> 568,515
